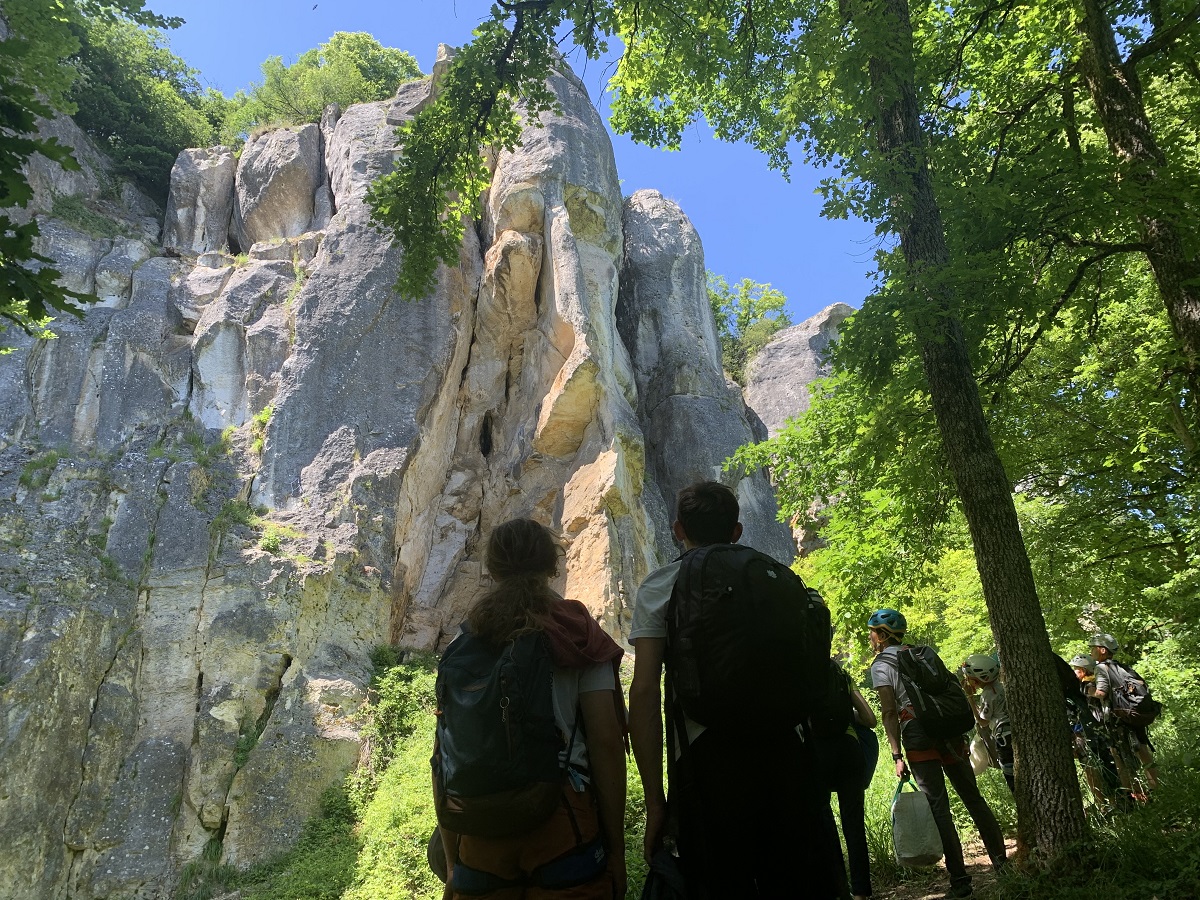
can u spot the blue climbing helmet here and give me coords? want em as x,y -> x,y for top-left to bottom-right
868,608 -> 907,637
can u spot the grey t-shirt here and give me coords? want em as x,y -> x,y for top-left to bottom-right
870,645 -> 914,731
628,560 -> 681,640
553,661 -> 617,770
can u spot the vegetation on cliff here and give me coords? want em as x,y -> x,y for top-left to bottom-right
213,32 -> 421,146
708,274 -> 792,385
1,0 -> 420,343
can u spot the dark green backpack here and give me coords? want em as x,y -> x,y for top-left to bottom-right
887,645 -> 976,740
1105,660 -> 1162,727
432,628 -> 563,837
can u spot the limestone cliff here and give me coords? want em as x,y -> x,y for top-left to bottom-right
743,302 -> 854,438
0,52 -> 796,898
742,303 -> 856,555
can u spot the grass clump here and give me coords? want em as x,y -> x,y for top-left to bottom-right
286,263 -> 306,307
19,450 -> 60,490
174,837 -> 239,900
234,722 -> 265,769
184,426 -> 232,469
50,194 -> 128,239
250,405 -> 273,456
210,499 -> 258,539
258,521 -> 303,555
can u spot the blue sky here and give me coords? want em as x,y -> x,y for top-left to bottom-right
153,0 -> 880,324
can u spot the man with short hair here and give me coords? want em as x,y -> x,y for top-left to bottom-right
869,610 -> 1006,900
1089,633 -> 1159,790
628,481 -> 844,898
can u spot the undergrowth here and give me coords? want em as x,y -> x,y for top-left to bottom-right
175,656 -> 1198,900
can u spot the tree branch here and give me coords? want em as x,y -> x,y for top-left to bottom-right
986,244 -> 1143,384
1125,1 -> 1200,68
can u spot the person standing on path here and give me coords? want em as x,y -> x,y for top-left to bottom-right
869,609 -> 1007,900
628,481 -> 846,899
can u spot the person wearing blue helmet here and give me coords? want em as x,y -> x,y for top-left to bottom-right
868,610 -> 1007,899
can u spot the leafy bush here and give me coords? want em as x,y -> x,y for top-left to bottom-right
219,32 -> 421,144
67,18 -> 216,204
707,273 -> 792,385
348,652 -> 438,811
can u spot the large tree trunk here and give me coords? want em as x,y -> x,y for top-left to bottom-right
1078,0 -> 1200,414
858,0 -> 1088,856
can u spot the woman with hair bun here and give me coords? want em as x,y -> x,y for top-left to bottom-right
435,518 -> 627,900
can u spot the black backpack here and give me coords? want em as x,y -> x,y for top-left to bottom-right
886,645 -> 976,740
1103,660 -> 1162,727
432,627 -> 564,837
807,659 -> 856,741
666,544 -> 832,732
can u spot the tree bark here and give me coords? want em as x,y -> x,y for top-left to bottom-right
857,0 -> 1088,856
1078,0 -> 1200,422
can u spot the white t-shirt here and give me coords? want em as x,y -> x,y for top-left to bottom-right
553,661 -> 617,770
629,559 -> 706,750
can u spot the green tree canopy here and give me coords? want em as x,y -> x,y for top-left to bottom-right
221,32 -> 421,143
707,274 -> 792,384
67,17 -> 214,202
0,35 -> 87,343
1,0 -> 181,343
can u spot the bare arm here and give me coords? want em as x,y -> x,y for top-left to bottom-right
629,636 -> 667,861
580,688 -> 627,899
851,687 -> 877,728
876,684 -> 907,778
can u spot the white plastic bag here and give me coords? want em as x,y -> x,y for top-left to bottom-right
891,778 -> 944,867
969,736 -> 991,775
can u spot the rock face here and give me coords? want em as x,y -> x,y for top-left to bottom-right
742,303 -> 855,555
0,53 -> 794,899
162,146 -> 237,254
234,124 -> 324,250
744,302 -> 854,436
619,190 -> 796,564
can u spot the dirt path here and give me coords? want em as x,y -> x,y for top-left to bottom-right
875,838 -> 1017,900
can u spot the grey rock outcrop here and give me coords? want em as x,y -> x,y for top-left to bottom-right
0,56 -> 799,900
618,190 -> 795,564
234,124 -> 324,249
744,302 -> 854,436
163,146 -> 237,253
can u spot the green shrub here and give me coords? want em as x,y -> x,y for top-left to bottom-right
19,450 -> 59,490
348,653 -> 438,811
